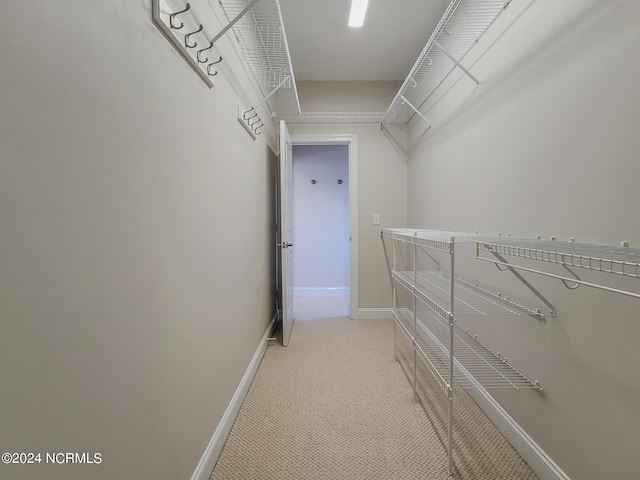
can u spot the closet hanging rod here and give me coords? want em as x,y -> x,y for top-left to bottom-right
477,256 -> 640,301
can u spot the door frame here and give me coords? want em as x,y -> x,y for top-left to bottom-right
289,133 -> 359,319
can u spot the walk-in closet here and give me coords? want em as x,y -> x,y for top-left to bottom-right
2,1 -> 639,479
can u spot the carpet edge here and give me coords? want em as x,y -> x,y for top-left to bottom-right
190,314 -> 277,480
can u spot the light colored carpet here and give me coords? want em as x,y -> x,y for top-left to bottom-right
210,317 -> 538,479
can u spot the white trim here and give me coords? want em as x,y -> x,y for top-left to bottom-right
190,315 -> 276,480
294,287 -> 349,296
358,308 -> 394,320
465,387 -> 571,480
289,133 -> 359,320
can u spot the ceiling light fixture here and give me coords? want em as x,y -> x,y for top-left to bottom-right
348,0 -> 369,28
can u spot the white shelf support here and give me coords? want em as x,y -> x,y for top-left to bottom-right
400,95 -> 432,128
253,75 -> 290,110
435,41 -> 480,87
483,249 -> 557,317
478,256 -> 640,302
212,0 -> 263,44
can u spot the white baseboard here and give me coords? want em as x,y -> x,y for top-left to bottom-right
190,315 -> 277,480
294,287 -> 349,296
466,387 -> 571,480
358,308 -> 394,320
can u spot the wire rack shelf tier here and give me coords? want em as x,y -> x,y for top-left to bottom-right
382,227 -> 505,245
478,239 -> 640,279
394,271 -> 541,318
413,311 -> 540,391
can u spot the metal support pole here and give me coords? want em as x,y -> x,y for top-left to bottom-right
412,235 -> 418,402
448,236 -> 455,476
435,41 -> 480,87
393,236 -> 398,362
211,0 -> 263,44
400,95 -> 432,128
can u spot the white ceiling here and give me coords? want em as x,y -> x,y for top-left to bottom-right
278,0 -> 451,82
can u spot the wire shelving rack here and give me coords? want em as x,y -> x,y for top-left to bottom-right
217,0 -> 301,115
382,0 -> 512,127
382,227 -> 542,475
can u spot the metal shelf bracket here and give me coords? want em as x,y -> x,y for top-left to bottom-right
483,249 -> 557,317
400,95 -> 432,128
435,41 -> 480,87
212,0 -> 263,44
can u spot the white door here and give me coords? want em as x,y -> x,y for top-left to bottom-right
279,121 -> 295,346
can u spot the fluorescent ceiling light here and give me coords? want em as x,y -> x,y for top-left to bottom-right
348,0 -> 369,27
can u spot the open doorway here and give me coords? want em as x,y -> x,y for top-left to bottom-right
288,133 -> 359,321
292,145 -> 349,320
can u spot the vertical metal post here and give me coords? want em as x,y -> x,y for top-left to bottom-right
392,235 -> 398,361
412,234 -> 418,402
448,236 -> 455,476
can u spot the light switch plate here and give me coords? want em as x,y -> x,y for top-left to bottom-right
373,214 -> 380,225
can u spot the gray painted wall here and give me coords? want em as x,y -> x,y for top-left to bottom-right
406,1 -> 640,479
0,1 -> 275,479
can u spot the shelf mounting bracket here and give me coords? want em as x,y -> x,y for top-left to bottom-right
435,41 -> 480,87
485,249 -> 557,317
400,95 -> 432,128
212,0 -> 263,44
255,75 -> 290,111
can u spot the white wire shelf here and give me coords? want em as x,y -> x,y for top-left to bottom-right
382,0 -> 511,126
383,227 -> 640,304
416,311 -> 541,390
394,271 -> 542,319
218,0 -> 301,114
381,227 -> 505,246
272,112 -> 386,124
393,308 -> 541,391
478,239 -> 640,279
381,228 -> 454,253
